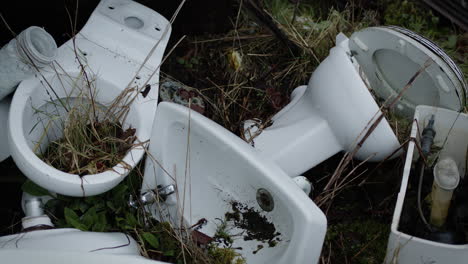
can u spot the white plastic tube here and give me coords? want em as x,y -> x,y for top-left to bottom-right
430,157 -> 460,227
0,26 -> 57,100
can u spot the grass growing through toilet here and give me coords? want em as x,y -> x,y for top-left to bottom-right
0,4 -> 142,176
37,94 -> 137,175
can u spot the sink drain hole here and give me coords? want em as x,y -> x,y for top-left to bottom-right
256,188 -> 274,212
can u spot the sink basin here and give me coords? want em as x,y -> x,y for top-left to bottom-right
142,102 -> 327,264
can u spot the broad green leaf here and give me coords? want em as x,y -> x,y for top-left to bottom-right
125,212 -> 138,227
81,206 -> 97,229
106,201 -> 116,211
142,232 -> 160,249
64,207 -> 87,230
92,212 -> 107,232
79,202 -> 89,213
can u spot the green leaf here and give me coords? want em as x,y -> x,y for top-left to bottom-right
446,35 -> 458,49
176,58 -> 186,65
92,212 -> 108,232
81,206 -> 97,229
78,202 -> 90,213
21,180 -> 50,196
164,249 -> 175,257
125,212 -> 138,227
106,201 -> 116,211
142,232 -> 160,249
64,207 -> 87,230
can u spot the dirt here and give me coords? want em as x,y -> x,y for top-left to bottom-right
226,201 -> 281,247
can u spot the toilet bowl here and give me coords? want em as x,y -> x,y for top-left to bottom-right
0,228 -> 166,264
245,27 -> 467,177
141,102 -> 327,263
7,0 -> 171,196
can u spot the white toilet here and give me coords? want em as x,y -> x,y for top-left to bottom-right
6,0 -> 171,197
0,1 -> 172,262
0,229 -> 165,264
244,26 -> 466,178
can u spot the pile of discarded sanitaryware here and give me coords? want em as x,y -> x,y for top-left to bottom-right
0,0 -> 466,263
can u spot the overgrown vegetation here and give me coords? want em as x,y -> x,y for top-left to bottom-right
39,98 -> 137,175
34,54 -> 142,175
3,0 -> 468,263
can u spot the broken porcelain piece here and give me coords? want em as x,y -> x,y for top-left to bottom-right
244,27 -> 467,178
7,0 -> 171,197
142,102 -> 327,264
386,106 -> 468,264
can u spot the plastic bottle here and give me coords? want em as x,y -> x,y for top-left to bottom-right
0,26 -> 57,100
430,157 -> 460,227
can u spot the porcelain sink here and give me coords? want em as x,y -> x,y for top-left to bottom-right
142,102 -> 327,264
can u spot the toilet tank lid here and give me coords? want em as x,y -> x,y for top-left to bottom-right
348,26 -> 466,118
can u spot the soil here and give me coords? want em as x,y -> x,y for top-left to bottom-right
226,201 -> 282,247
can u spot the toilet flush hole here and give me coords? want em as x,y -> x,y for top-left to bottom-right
108,6 -> 114,10
154,26 -> 161,31
124,16 -> 144,29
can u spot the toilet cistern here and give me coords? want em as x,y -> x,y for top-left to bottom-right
244,27 -> 467,179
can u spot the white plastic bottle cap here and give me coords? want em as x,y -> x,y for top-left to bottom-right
433,157 -> 460,190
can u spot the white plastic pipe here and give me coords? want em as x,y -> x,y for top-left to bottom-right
0,26 -> 57,100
